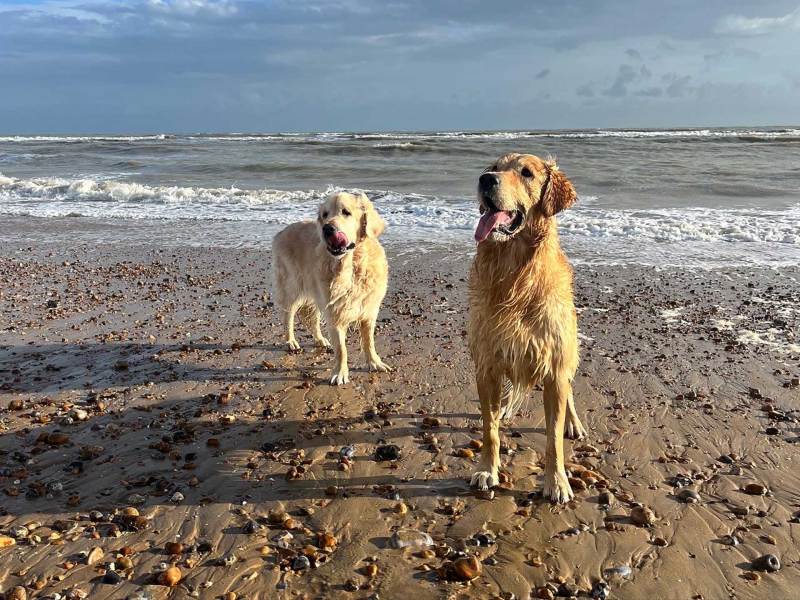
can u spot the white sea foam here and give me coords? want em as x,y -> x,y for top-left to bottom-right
2,172 -> 799,265
2,129 -> 799,143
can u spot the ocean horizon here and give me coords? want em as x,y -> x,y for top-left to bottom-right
2,126 -> 799,267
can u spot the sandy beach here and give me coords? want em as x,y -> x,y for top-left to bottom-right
0,238 -> 798,600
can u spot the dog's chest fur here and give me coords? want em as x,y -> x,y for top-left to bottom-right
323,240 -> 388,325
468,238 -> 578,384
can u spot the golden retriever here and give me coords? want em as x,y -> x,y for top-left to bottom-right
468,153 -> 586,503
271,191 -> 391,385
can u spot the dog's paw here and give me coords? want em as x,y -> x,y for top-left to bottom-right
367,359 -> 392,373
565,414 -> 587,440
287,339 -> 301,353
315,336 -> 332,350
470,469 -> 499,491
330,370 -> 350,386
542,470 -> 574,504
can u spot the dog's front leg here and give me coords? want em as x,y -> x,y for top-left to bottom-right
360,317 -> 391,372
328,322 -> 349,385
470,370 -> 501,490
542,373 -> 574,503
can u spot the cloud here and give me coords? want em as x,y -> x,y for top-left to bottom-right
716,6 -> 800,35
602,64 -> 638,97
1,0 -> 799,131
147,0 -> 238,17
662,73 -> 693,97
634,86 -> 663,97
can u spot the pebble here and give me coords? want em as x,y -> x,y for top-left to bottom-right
389,529 -> 434,549
86,546 -> 104,565
604,565 -> 632,580
375,445 -> 401,461
752,554 -> 780,572
165,542 -> 184,555
102,570 -> 123,585
292,555 -> 311,571
170,491 -> 185,503
743,483 -> 767,496
317,532 -> 337,550
590,581 -> 610,599
456,448 -> 474,459
472,532 -> 496,546
438,556 -> 482,581
678,489 -> 701,503
243,520 -> 261,534
653,537 -> 669,547
597,491 -> 614,506
671,474 -> 694,487
630,506 -> 656,527
722,534 -> 741,547
159,566 -> 182,586
0,535 -> 16,548
7,587 -> 27,600
339,445 -> 356,460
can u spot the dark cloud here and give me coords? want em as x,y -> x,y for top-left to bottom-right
603,64 -> 638,97
625,48 -> 642,60
535,68 -> 550,79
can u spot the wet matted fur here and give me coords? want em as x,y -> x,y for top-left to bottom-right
271,191 -> 391,385
468,153 -> 586,503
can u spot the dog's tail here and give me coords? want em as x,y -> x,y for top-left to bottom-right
499,378 -> 527,421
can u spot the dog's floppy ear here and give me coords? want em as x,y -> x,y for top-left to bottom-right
540,160 -> 577,217
359,194 -> 385,238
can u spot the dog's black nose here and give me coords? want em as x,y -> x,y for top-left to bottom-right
322,224 -> 335,238
479,173 -> 499,191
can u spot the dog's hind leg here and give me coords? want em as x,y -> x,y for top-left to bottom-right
283,300 -> 302,352
299,304 -> 330,349
542,372 -> 574,503
564,388 -> 586,440
360,315 -> 391,372
470,369 -> 502,490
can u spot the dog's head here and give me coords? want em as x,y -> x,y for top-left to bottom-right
318,191 -> 385,258
475,153 -> 577,244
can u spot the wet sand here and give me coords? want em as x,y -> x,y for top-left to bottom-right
0,242 -> 799,600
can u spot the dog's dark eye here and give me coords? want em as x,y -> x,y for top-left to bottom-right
521,167 -> 533,178
342,209 -> 351,217
322,211 -> 328,218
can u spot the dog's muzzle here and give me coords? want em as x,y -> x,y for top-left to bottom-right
322,224 -> 355,257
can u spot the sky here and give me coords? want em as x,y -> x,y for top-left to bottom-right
0,0 -> 799,133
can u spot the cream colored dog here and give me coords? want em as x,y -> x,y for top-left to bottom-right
468,153 -> 586,503
271,191 -> 391,385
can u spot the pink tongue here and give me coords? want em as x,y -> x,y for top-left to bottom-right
330,231 -> 348,249
474,211 -> 512,243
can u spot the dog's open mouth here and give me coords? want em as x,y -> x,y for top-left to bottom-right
327,242 -> 356,257
474,207 -> 524,243
325,230 -> 356,256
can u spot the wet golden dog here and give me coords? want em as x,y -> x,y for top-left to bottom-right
468,153 -> 586,503
271,191 -> 391,385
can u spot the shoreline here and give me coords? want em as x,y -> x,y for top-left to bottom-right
0,242 -> 798,599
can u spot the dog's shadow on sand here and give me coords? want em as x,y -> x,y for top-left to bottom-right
0,340 -> 544,516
